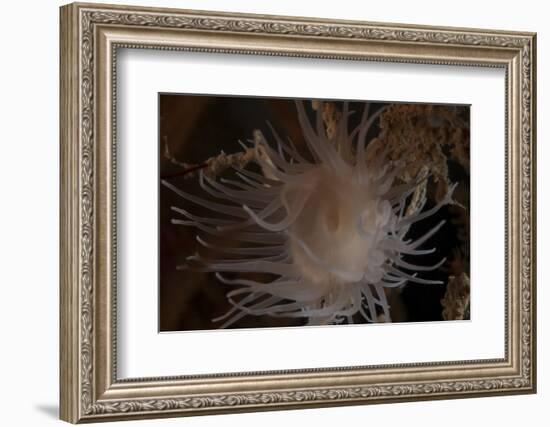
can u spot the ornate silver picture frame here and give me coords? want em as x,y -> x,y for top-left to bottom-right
60,2 -> 536,423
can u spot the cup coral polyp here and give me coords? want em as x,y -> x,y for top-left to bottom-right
163,101 -> 454,327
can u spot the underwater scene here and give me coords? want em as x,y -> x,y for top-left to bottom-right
159,95 -> 470,331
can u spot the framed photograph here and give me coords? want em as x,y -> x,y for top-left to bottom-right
60,2 -> 537,423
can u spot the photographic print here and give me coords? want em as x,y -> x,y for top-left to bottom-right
159,95 -> 470,331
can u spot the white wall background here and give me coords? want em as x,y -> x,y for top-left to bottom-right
0,0 -> 545,425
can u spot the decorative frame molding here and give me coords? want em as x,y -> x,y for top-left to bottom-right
60,2 -> 536,423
